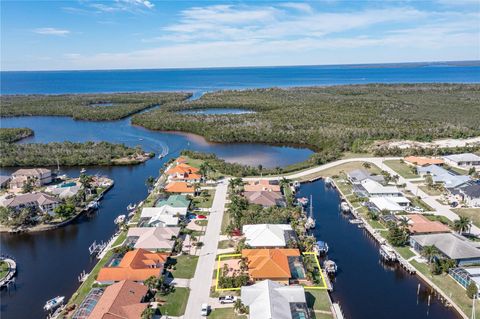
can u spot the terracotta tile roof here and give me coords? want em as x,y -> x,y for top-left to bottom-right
165,181 -> 194,193
176,157 -> 187,164
244,180 -> 281,192
88,280 -> 148,319
97,249 -> 169,282
406,214 -> 451,234
166,163 -> 200,175
242,249 -> 300,279
244,191 -> 285,207
404,156 -> 444,167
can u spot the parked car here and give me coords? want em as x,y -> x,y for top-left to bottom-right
201,303 -> 209,316
219,296 -> 237,304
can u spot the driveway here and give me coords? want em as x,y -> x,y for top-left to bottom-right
184,179 -> 229,318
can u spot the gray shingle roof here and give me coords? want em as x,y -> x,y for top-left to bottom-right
411,233 -> 480,260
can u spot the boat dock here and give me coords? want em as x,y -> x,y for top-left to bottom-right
0,256 -> 17,289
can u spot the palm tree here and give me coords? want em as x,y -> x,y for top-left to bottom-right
421,245 -> 439,263
453,216 -> 471,234
362,162 -> 371,169
397,216 -> 410,231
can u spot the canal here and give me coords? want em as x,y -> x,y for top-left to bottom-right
296,180 -> 460,319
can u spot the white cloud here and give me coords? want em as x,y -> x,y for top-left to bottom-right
86,0 -> 155,13
279,3 -> 313,13
33,27 -> 70,36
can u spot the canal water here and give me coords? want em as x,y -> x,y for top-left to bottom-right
297,180 -> 459,319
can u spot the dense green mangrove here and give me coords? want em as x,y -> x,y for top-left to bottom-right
0,128 -> 34,143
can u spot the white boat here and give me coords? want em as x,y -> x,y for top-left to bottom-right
324,260 -> 337,275
297,197 -> 308,206
44,296 -> 65,311
293,181 -> 301,189
80,168 -> 86,174
114,215 -> 126,225
314,241 -> 329,255
305,195 -> 316,229
127,203 -> 136,211
325,177 -> 334,186
340,202 -> 350,213
87,200 -> 99,210
379,244 -> 397,262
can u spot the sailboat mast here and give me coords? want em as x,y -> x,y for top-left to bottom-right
309,195 -> 313,218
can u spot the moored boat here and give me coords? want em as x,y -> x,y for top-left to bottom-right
44,296 -> 64,312
114,215 -> 126,225
324,260 -> 337,275
127,203 -> 136,211
340,201 -> 350,213
314,240 -> 329,255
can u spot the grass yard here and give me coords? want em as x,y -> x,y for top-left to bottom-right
297,161 -> 381,182
408,196 -> 434,211
411,260 -> 479,318
158,287 -> 190,316
453,208 -> 480,228
192,189 -> 215,208
221,209 -> 232,235
418,185 -> 444,196
195,220 -> 208,227
384,160 -> 418,179
169,255 -> 199,279
424,214 -> 452,226
218,239 -> 236,249
209,307 -> 247,319
305,290 -> 332,313
394,246 -> 416,259
0,261 -> 9,280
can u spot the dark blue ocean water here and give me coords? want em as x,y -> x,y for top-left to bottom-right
1,63 -> 479,94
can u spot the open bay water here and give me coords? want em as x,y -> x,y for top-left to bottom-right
0,62 -> 477,318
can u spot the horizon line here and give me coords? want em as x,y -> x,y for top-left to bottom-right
1,59 -> 479,73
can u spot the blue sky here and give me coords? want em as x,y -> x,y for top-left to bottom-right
1,0 -> 479,71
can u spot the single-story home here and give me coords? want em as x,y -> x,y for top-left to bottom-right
244,191 -> 286,207
242,224 -> 295,248
164,181 -> 195,194
140,207 -> 182,227
410,233 -> 480,266
244,180 -> 281,193
369,196 -> 410,213
346,169 -> 384,185
96,249 -> 169,283
10,168 -> 52,189
242,248 -> 302,284
0,192 -> 60,215
155,194 -> 190,209
417,165 -> 470,188
0,176 -> 10,189
359,180 -> 402,197
126,226 -> 181,251
241,280 -> 309,319
405,214 -> 451,234
454,184 -> 480,207
404,156 -> 444,167
444,153 -> 480,169
47,185 -> 81,199
86,280 -> 149,319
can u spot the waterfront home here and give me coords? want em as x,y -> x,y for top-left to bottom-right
46,185 -> 81,199
155,194 -> 190,209
0,192 -> 60,215
164,181 -> 195,194
449,267 -> 480,296
405,214 -> 450,234
347,169 -> 385,185
358,180 -> 402,197
139,207 -> 181,227
244,191 -> 286,207
126,226 -> 180,251
451,183 -> 480,207
86,280 -> 149,319
410,233 -> 480,266
241,280 -> 309,319
0,176 -> 10,189
243,224 -> 295,248
417,165 -> 470,188
166,163 -> 201,182
176,156 -> 188,165
244,180 -> 281,193
10,168 -> 52,189
242,248 -> 303,284
444,153 -> 480,169
96,249 -> 169,283
369,196 -> 410,213
404,156 -> 444,167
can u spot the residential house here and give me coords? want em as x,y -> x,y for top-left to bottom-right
87,280 -> 149,319
347,169 -> 384,185
47,185 -> 81,199
369,196 -> 410,213
0,176 -> 10,189
244,180 -> 281,193
96,249 -> 169,283
404,156 -> 444,167
165,164 -> 201,182
10,168 -> 52,189
410,233 -> 480,266
126,227 -> 181,251
454,184 -> 480,207
242,248 -> 302,284
155,194 -> 190,209
0,192 -> 60,215
139,207 -> 183,227
242,224 -> 295,248
358,180 -> 402,197
405,214 -> 450,234
164,181 -> 195,194
241,280 -> 309,319
244,191 -> 286,207
417,165 -> 470,188
444,153 -> 480,169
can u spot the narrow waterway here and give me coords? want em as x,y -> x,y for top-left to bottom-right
297,180 -> 459,319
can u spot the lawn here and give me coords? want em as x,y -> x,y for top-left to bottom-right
394,246 -> 416,259
209,307 -> 247,319
305,290 -> 332,313
408,196 -> 434,211
221,209 -> 232,235
297,161 -> 381,182
169,255 -> 199,279
195,220 -> 208,227
0,261 -> 9,280
418,185 -> 444,196
384,160 -> 418,179
158,287 -> 190,316
424,214 -> 452,226
218,239 -> 236,249
453,208 -> 480,228
411,260 -> 479,318
192,189 -> 215,209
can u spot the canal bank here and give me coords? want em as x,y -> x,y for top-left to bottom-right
296,180 -> 460,319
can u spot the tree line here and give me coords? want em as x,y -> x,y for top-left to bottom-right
0,128 -> 34,143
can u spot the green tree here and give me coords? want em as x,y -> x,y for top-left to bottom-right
425,174 -> 433,188
421,245 -> 439,263
145,176 -> 155,189
79,173 -> 93,189
22,177 -> 36,193
467,282 -> 478,299
453,216 -> 471,234
387,222 -> 409,246
141,307 -> 155,319
362,162 -> 371,169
